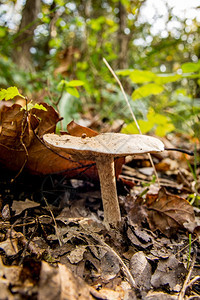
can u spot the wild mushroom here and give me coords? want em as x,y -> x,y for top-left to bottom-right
43,132 -> 164,228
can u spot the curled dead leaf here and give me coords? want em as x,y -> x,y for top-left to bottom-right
145,187 -> 195,237
67,120 -> 98,137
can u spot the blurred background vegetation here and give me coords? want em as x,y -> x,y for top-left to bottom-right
0,0 -> 200,140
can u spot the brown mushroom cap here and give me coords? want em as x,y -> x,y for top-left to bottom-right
43,132 -> 164,160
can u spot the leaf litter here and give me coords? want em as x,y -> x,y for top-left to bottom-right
0,103 -> 199,299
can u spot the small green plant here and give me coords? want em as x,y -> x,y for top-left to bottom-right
0,86 -> 47,111
57,79 -> 85,98
0,86 -> 25,101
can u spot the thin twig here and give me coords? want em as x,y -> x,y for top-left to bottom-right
178,249 -> 197,300
103,58 -> 160,187
187,275 -> 200,289
90,232 -> 136,288
43,196 -> 63,246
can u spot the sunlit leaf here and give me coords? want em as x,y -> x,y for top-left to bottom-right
66,87 -> 80,98
67,80 -> 85,87
181,62 -> 200,73
155,74 -> 181,84
122,120 -> 154,134
129,70 -> 156,83
0,86 -> 25,101
132,84 -> 164,100
155,123 -> 175,137
57,80 -> 84,93
116,69 -> 134,76
32,103 -> 47,111
21,101 -> 47,112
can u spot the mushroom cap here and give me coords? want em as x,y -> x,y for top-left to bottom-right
43,132 -> 164,160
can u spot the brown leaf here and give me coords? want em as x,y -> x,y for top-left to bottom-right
130,251 -> 151,290
0,104 -> 123,180
67,120 -> 98,137
12,199 -> 40,216
145,187 -> 195,236
151,255 -> 186,290
38,261 -> 93,300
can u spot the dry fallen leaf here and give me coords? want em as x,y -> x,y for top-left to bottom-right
151,255 -> 186,290
145,187 -> 195,236
130,251 -> 151,291
38,261 -> 94,300
67,120 -> 98,137
12,199 -> 40,216
0,104 -> 123,180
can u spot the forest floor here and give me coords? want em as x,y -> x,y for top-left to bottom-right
0,123 -> 199,299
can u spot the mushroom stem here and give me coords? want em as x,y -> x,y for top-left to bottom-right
95,156 -> 121,228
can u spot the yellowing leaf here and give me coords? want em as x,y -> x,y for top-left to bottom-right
0,86 -> 25,101
132,84 -> 164,100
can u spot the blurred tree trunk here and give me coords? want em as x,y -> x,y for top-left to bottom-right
117,1 -> 131,92
117,1 -> 129,70
12,0 -> 41,71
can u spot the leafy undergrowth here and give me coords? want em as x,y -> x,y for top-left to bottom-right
0,103 -> 200,299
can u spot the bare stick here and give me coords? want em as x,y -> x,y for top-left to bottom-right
178,250 -> 197,300
103,58 -> 160,187
103,58 -> 141,134
90,232 -> 136,288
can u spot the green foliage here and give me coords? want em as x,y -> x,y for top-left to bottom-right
122,108 -> 175,136
21,101 -> 47,112
0,86 -> 47,112
118,63 -> 200,137
57,79 -> 85,98
0,86 -> 24,101
129,70 -> 156,84
181,61 -> 200,73
132,83 -> 164,100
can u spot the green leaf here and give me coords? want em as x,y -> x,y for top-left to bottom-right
181,62 -> 200,73
155,74 -> 181,84
132,83 -> 164,100
57,80 -> 84,92
116,69 -> 134,76
57,80 -> 66,91
67,80 -> 85,87
66,87 -> 80,98
0,86 -> 25,101
21,101 -> 47,112
121,120 -> 154,134
155,123 -> 175,137
32,103 -> 47,111
129,70 -> 156,83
